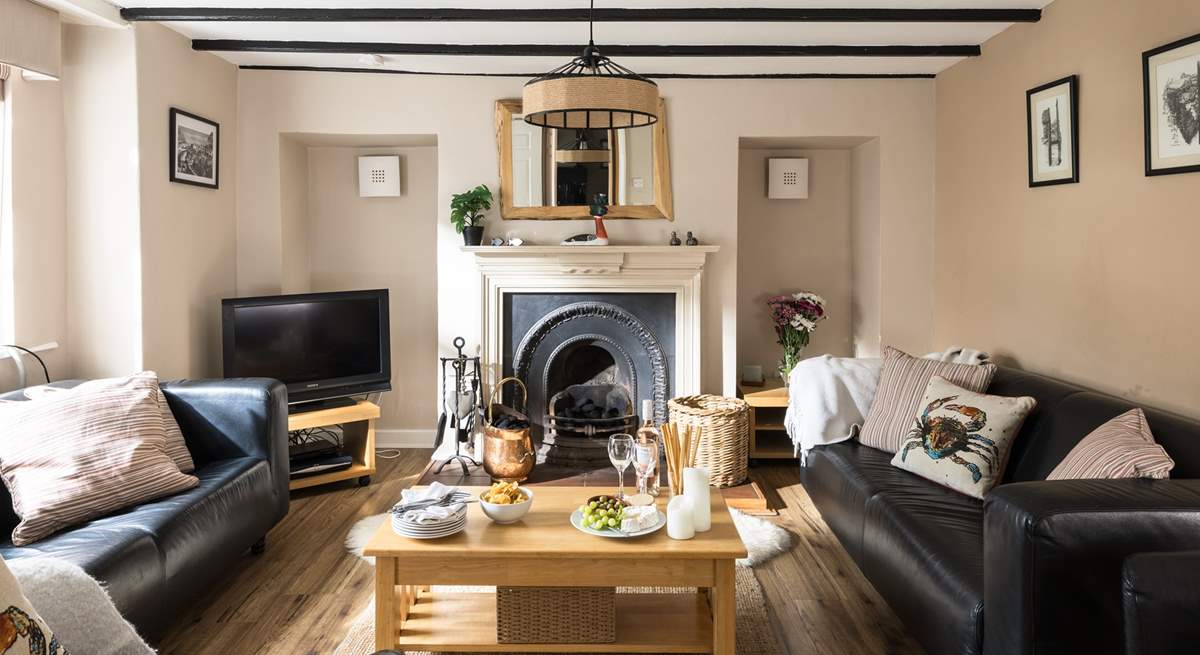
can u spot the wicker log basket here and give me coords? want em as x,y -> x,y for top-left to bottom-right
668,394 -> 750,487
497,586 -> 616,644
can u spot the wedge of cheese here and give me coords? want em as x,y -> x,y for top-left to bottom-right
620,506 -> 659,533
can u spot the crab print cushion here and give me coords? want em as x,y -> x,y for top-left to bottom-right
890,376 -> 1036,499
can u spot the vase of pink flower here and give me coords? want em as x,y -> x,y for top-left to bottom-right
767,291 -> 827,383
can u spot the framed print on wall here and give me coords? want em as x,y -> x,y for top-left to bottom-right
1026,75 -> 1079,187
1143,32 -> 1200,177
169,108 -> 219,189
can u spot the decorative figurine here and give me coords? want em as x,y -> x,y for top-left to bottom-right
669,231 -> 682,246
685,231 -> 699,246
561,193 -> 611,246
489,237 -> 505,246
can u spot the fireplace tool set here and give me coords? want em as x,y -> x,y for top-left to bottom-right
433,337 -> 484,475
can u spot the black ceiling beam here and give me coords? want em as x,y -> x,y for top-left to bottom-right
193,41 -> 981,58
239,64 -> 937,79
123,7 -> 1042,23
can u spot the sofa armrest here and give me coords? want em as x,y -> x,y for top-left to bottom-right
1123,550 -> 1200,655
161,378 -> 289,519
983,479 -> 1200,655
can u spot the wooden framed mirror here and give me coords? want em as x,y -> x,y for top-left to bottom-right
495,98 -> 673,220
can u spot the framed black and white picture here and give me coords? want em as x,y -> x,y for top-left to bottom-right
1026,75 -> 1079,187
169,108 -> 219,189
1143,33 -> 1200,177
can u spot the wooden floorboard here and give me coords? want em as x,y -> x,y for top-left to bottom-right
157,452 -> 923,655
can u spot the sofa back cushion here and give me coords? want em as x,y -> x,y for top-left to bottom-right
991,367 -> 1200,482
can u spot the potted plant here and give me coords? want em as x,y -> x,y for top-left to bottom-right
767,291 -> 827,383
451,184 -> 493,246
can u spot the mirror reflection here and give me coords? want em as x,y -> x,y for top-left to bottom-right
509,116 -> 656,208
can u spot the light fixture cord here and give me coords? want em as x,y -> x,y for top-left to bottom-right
589,0 -> 594,46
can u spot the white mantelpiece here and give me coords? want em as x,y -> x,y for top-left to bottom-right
466,245 -> 719,395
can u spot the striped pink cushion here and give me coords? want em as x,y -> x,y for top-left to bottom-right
25,372 -> 195,473
1047,409 -> 1174,480
0,374 -> 198,545
858,347 -> 997,453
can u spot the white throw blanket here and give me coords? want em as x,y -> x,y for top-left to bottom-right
784,346 -> 990,461
9,557 -> 155,655
784,356 -> 882,461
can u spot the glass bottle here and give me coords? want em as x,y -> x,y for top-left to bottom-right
636,399 -> 662,496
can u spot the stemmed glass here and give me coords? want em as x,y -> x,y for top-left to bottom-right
608,433 -> 635,500
633,434 -> 659,499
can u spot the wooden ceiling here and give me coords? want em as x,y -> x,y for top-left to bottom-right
111,1 -> 1054,78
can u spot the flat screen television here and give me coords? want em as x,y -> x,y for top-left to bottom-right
221,289 -> 391,410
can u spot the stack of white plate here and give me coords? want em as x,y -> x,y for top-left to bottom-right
391,505 -> 468,539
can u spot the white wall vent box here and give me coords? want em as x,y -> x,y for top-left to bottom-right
767,158 -> 809,199
358,155 -> 401,197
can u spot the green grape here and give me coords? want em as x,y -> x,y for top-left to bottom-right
607,517 -> 617,527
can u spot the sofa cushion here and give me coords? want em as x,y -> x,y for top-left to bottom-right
858,347 -> 996,453
1048,409 -> 1174,480
802,441 -> 953,564
863,485 -> 985,655
0,514 -> 165,629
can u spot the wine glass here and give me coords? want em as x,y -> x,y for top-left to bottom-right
608,433 -> 635,500
632,435 -> 659,500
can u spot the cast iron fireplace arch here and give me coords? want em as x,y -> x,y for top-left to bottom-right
511,300 -> 671,422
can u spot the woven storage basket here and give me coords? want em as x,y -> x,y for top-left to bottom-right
668,394 -> 750,487
496,586 -> 615,644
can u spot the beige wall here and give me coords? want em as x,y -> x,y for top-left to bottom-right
134,23 -> 238,379
935,0 -> 1200,418
0,70 -> 69,388
737,148 -> 853,380
305,145 -> 438,432
850,139 -> 882,357
278,135 -> 311,294
236,72 -> 938,412
62,24 -> 143,379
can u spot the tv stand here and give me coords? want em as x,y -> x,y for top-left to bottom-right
287,400 -> 380,491
289,396 -> 358,415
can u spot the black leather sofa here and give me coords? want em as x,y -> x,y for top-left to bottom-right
0,378 -> 290,639
800,367 -> 1200,655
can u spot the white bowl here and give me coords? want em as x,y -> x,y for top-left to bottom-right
479,486 -> 534,524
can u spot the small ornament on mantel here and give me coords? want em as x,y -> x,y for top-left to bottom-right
669,231 -> 682,246
685,231 -> 699,246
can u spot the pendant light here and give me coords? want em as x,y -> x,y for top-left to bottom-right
522,0 -> 659,130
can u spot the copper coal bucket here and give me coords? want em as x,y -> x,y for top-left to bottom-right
483,377 -> 536,483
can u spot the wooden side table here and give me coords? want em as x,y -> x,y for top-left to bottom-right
287,400 -> 380,491
738,383 -> 795,460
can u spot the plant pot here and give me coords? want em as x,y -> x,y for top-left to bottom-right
463,225 -> 485,246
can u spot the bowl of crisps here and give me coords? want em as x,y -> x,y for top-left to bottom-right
479,481 -> 533,524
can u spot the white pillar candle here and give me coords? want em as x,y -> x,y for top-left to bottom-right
666,495 -> 695,540
682,467 -> 712,532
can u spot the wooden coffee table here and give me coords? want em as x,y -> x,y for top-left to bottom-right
365,486 -> 747,653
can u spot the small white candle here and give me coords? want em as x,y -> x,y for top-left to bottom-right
667,495 -> 695,540
682,467 -> 712,532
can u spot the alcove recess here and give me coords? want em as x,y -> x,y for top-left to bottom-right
277,132 -> 439,433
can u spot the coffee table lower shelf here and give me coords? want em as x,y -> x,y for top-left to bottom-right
390,590 -> 714,653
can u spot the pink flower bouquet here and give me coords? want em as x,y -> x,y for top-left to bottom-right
766,291 -> 827,381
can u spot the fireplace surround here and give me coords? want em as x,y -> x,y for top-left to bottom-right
468,245 -> 718,465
